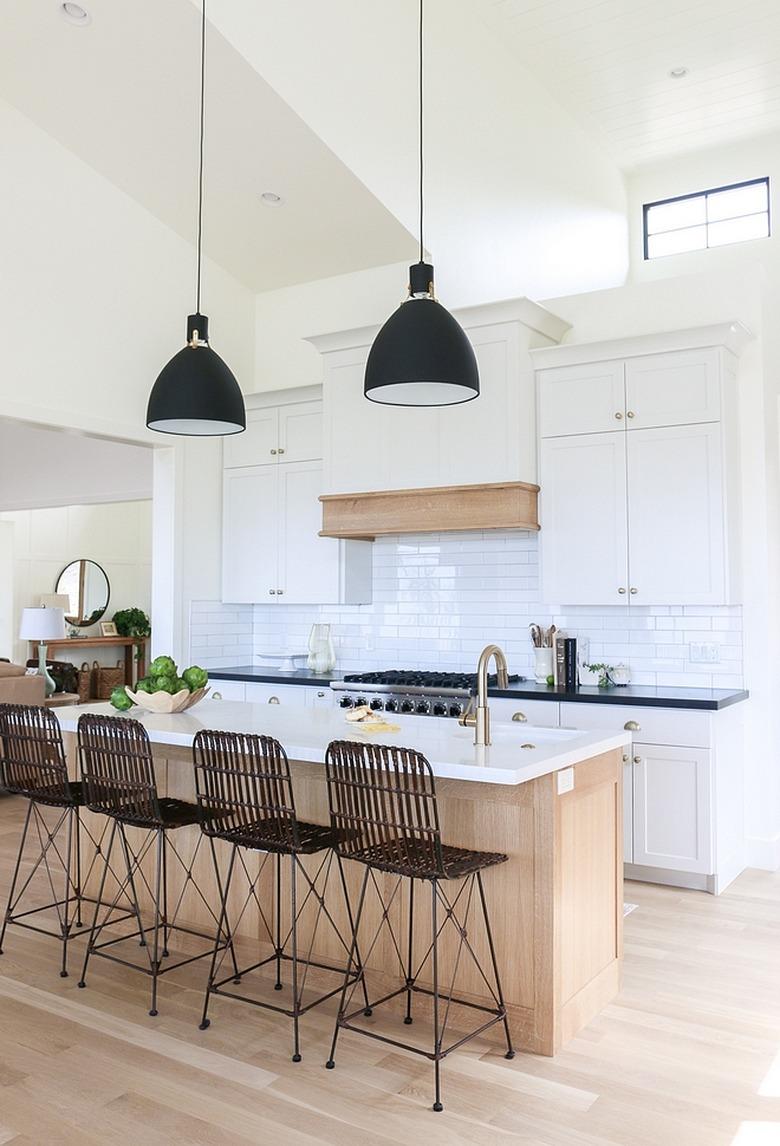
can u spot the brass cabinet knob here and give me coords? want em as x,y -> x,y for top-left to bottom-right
633,755 -> 642,764
270,448 -> 277,455
627,411 -> 635,419
268,696 -> 280,704
622,753 -> 629,763
630,587 -> 638,595
624,720 -> 640,731
618,587 -> 627,594
615,412 -> 623,420
317,691 -> 326,697
269,589 -> 276,595
277,589 -> 284,596
278,448 -> 285,455
512,712 -> 527,722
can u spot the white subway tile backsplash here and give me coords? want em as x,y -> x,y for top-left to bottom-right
189,531 -> 743,688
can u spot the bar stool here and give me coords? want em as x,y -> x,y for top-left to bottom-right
76,713 -> 233,1016
324,739 -> 514,1112
0,702 -> 120,977
193,728 -> 369,1062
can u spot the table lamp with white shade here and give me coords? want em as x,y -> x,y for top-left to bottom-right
19,607 -> 66,697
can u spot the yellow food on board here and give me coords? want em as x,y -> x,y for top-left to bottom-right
344,705 -> 400,734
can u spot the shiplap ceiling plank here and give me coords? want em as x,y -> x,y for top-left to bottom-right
485,0 -> 780,168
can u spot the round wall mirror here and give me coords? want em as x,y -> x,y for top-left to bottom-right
55,560 -> 111,627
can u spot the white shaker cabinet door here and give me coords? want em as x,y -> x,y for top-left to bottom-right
539,432 -> 629,605
278,401 -> 323,463
623,754 -> 633,863
278,461 -> 339,603
222,466 -> 279,603
223,408 -> 279,468
538,360 -> 625,437
625,348 -> 721,430
632,744 -> 713,874
626,423 -> 726,605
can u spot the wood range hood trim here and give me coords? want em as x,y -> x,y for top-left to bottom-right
319,481 -> 540,541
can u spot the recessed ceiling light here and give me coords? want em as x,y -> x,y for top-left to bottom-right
669,67 -> 689,79
60,2 -> 91,25
260,191 -> 284,206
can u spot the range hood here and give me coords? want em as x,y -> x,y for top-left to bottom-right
319,481 -> 539,541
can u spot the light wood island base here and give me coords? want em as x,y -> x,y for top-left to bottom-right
62,734 -> 622,1057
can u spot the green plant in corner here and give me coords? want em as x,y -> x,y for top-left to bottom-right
584,663 -> 615,689
112,608 -> 151,661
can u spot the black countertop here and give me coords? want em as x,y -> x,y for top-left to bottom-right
209,666 -> 748,711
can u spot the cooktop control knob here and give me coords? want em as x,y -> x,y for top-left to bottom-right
415,700 -> 430,714
384,698 -> 398,712
432,702 -> 447,716
369,698 -> 384,711
339,696 -> 354,708
400,699 -> 414,713
448,702 -> 464,718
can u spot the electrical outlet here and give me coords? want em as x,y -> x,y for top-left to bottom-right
557,767 -> 575,795
689,642 -> 720,664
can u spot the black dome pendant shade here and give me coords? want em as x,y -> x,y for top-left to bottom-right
365,262 -> 479,407
364,1 -> 479,408
147,313 -> 245,436
146,0 -> 245,437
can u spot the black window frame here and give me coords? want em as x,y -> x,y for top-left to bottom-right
642,177 -> 771,260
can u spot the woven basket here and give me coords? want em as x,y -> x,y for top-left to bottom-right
94,659 -> 125,700
77,662 -> 92,704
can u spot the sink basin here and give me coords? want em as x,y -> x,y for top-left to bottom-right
452,724 -> 583,744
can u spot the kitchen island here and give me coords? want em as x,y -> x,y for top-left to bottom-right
56,700 -> 630,1056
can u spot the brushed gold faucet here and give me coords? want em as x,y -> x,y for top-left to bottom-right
459,644 -> 508,746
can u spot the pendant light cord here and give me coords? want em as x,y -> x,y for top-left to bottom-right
418,0 -> 424,265
196,0 -> 206,315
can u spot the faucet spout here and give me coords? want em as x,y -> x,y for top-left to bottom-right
459,643 -> 510,747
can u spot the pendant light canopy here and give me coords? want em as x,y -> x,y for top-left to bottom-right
146,0 -> 245,436
364,0 -> 478,408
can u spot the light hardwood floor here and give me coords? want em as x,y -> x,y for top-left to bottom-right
0,794 -> 779,1145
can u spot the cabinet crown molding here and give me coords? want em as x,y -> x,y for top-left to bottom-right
305,297 -> 570,356
531,322 -> 752,370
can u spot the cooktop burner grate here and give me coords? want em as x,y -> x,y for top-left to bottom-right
342,670 -> 523,689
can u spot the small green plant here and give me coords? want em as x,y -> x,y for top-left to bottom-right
584,663 -> 615,688
112,607 -> 151,639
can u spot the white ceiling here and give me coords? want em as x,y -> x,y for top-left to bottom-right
485,0 -> 780,170
0,0 -> 416,291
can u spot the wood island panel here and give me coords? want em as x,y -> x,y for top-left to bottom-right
62,733 -> 622,1057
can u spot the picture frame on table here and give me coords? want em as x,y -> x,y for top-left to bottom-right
100,622 -> 119,637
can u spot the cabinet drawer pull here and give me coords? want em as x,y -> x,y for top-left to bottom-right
270,448 -> 277,455
269,589 -> 276,595
626,411 -> 635,419
213,691 -> 223,700
630,587 -> 638,595
277,589 -> 284,596
268,696 -> 280,704
618,587 -> 627,594
633,755 -> 642,764
614,412 -> 623,420
624,720 -> 640,732
278,448 -> 285,455
511,712 -> 528,723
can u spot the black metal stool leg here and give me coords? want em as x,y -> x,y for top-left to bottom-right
74,806 -> 84,928
78,818 -> 117,989
432,878 -> 443,1112
335,853 -> 372,1017
0,800 -> 33,957
274,851 -> 283,990
476,871 -> 515,1060
199,843 -> 237,1031
148,829 -> 164,1017
161,826 -> 170,958
291,854 -> 301,1062
59,807 -> 75,977
404,877 -> 415,1025
117,824 -> 149,951
326,864 -> 370,1070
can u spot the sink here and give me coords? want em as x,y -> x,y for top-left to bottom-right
452,724 -> 583,744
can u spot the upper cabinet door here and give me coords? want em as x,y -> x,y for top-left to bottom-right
277,460 -> 343,604
278,401 -> 323,463
223,408 -> 279,468
626,424 -> 726,605
538,361 -> 625,437
539,432 -> 629,605
625,349 -> 721,429
222,466 -> 278,603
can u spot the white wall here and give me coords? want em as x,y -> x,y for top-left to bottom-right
0,501 -> 152,666
0,420 -> 153,512
0,98 -> 255,444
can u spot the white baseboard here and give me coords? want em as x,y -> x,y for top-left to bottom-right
745,834 -> 780,871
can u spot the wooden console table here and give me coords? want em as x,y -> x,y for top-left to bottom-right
31,636 -> 147,686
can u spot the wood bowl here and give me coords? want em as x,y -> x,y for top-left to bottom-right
124,685 -> 210,714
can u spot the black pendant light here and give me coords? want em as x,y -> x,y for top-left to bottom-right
364,0 -> 478,407
146,0 -> 245,436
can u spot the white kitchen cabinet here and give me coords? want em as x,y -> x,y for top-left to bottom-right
627,424 -> 726,605
245,682 -> 309,706
539,433 -> 629,606
222,461 -> 371,606
223,400 -> 322,468
631,743 -> 712,874
538,360 -> 625,437
488,697 -> 560,727
625,349 -> 721,430
209,680 -> 247,702
622,753 -> 633,862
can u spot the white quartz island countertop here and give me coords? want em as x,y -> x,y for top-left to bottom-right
54,699 -> 631,786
